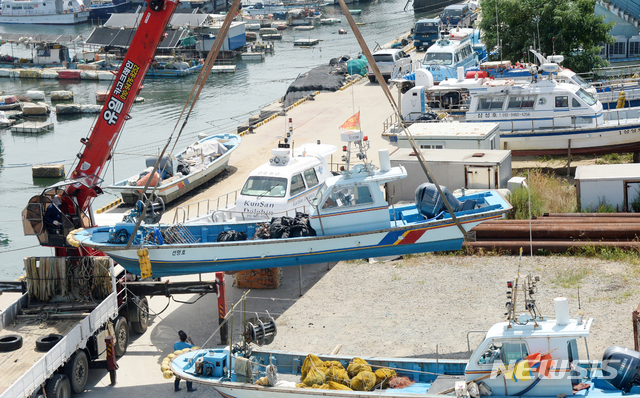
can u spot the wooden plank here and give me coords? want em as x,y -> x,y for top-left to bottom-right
0,318 -> 80,393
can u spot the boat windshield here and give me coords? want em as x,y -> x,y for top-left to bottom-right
576,88 -> 597,106
423,52 -> 453,65
311,183 -> 327,207
241,176 -> 288,197
571,74 -> 592,89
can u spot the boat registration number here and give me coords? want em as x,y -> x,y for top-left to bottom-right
172,250 -> 186,256
477,112 -> 531,118
621,128 -> 639,134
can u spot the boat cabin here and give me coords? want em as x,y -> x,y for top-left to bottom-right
232,142 -> 336,220
309,130 -> 407,236
465,79 -> 604,132
466,298 -> 592,396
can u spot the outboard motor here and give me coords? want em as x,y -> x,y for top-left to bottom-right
415,183 -> 476,219
602,346 -> 640,392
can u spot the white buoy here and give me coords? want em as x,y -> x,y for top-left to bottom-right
554,297 -> 570,326
457,66 -> 465,81
378,148 -> 390,172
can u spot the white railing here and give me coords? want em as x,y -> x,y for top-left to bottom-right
172,189 -> 241,223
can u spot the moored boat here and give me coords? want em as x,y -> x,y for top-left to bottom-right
69,129 -> 511,277
106,133 -> 241,205
0,0 -> 90,24
386,65 -> 640,156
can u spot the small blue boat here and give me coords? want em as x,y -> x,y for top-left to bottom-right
88,0 -> 133,20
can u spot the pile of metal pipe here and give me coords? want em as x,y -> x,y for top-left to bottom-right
466,213 -> 640,253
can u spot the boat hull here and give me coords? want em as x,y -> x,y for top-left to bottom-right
78,213 -> 503,277
0,11 -> 89,24
498,120 -> 640,156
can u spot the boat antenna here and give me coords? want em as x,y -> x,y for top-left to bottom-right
337,0 -> 471,241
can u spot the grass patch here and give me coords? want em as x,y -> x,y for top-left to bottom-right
551,267 -> 590,288
596,153 -> 633,164
508,169 -> 576,219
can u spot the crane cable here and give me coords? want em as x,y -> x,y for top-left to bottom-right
125,0 -> 243,249
337,0 -> 470,240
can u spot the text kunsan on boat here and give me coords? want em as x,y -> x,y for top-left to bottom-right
166,272 -> 640,398
69,126 -> 511,277
107,132 -> 241,205
385,61 -> 640,156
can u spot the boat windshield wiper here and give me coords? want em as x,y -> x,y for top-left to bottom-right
257,185 -> 280,199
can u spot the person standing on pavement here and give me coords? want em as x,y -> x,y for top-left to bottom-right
174,330 -> 197,392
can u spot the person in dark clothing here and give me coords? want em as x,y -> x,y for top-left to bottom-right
43,195 -> 63,234
174,330 -> 197,392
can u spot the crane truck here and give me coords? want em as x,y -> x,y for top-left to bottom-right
1,0 -> 228,396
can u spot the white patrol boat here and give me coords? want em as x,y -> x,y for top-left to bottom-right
386,64 -> 640,156
180,120 -> 337,224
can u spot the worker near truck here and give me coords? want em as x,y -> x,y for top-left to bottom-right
174,330 -> 197,392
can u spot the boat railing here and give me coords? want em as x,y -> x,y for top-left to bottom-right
597,86 -> 640,105
578,64 -> 640,82
172,189 -> 241,223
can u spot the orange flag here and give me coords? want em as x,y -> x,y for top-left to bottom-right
340,112 -> 360,130
537,354 -> 555,378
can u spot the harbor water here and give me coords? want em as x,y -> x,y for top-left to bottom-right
0,1 -> 436,279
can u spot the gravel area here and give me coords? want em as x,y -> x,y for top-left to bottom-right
256,254 -> 639,361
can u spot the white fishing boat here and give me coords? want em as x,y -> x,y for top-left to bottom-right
106,133 -> 241,205
385,65 -> 640,156
0,0 -> 90,24
69,128 -> 511,277
167,273 -> 640,398
180,128 -> 336,224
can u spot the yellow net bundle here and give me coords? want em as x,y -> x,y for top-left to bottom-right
375,368 -> 397,388
351,370 -> 376,391
347,357 -> 372,378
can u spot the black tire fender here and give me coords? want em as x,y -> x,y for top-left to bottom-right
0,334 -> 23,352
63,350 -> 89,394
36,334 -> 63,352
45,374 -> 71,398
114,316 -> 129,357
130,296 -> 149,335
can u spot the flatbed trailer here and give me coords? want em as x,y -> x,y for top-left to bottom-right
0,256 -> 123,398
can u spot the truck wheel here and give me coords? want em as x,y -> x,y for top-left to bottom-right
130,297 -> 149,334
63,350 -> 89,394
0,334 -> 22,352
45,374 -> 71,398
114,316 -> 129,357
368,75 -> 376,83
36,334 -> 63,351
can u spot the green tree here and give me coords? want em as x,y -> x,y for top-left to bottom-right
478,0 -> 614,73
